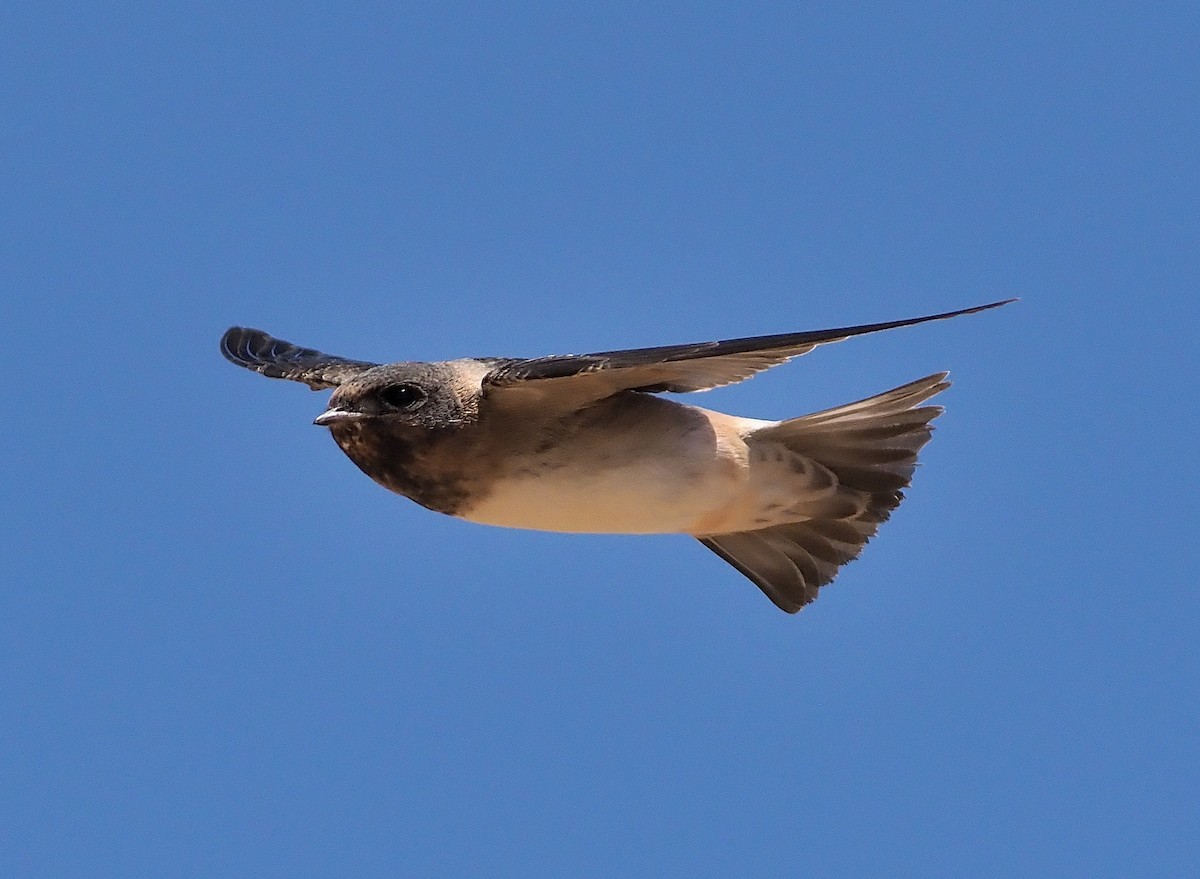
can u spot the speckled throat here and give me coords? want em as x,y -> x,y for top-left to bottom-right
328,420 -> 478,516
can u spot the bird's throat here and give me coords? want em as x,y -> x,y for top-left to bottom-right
328,421 -> 474,516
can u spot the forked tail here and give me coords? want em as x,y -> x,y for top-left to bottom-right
699,373 -> 949,612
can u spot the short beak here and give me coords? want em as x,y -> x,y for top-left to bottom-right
313,408 -> 365,427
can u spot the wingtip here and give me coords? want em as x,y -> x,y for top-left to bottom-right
935,298 -> 1017,321
976,297 -> 1018,311
219,326 -> 244,362
220,326 -> 277,369
221,326 -> 265,343
219,325 -> 292,382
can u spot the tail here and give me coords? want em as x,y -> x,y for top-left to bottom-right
698,373 -> 949,613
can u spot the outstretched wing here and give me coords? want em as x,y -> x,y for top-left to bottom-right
220,327 -> 378,390
483,300 -> 1012,401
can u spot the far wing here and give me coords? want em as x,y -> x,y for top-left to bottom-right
220,327 -> 378,390
483,300 -> 1012,400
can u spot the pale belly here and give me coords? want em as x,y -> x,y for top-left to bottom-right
457,398 -> 763,535
459,456 -> 737,534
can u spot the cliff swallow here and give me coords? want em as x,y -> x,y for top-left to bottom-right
221,299 -> 1011,612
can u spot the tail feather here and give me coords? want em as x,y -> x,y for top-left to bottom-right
754,373 -> 947,493
699,373 -> 950,613
794,373 -> 948,425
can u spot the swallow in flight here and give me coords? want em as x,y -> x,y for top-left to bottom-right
221,300 -> 1011,612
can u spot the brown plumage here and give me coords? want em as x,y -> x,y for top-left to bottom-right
220,300 -> 1011,612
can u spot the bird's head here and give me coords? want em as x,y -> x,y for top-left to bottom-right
314,361 -> 483,432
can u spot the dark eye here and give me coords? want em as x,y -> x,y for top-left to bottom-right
379,383 -> 426,409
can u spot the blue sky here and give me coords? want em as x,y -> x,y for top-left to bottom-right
2,2 -> 1197,876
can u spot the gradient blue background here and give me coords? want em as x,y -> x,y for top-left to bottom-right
3,3 -> 1197,876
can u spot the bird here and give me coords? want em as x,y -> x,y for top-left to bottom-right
220,299 -> 1011,613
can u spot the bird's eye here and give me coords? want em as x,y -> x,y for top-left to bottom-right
379,384 -> 426,409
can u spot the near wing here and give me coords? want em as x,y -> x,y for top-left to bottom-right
483,300 -> 1012,398
220,327 -> 378,390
